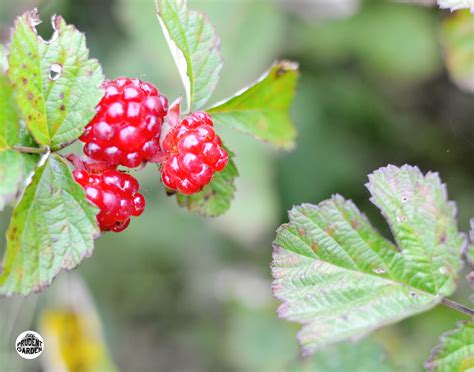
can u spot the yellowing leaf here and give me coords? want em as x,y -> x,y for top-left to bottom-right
441,10 -> 474,93
39,275 -> 117,371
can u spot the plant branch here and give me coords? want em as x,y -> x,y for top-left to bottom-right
441,298 -> 474,317
13,145 -> 49,154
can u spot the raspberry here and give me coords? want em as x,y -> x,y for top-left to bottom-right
80,77 -> 168,168
73,168 -> 146,232
161,112 -> 228,194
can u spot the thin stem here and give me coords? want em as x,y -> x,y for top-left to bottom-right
12,145 -> 48,154
56,138 -> 77,150
441,298 -> 474,317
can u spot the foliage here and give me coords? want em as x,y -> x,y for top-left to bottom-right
425,321 -> 474,371
8,10 -> 104,149
0,154 -> 99,296
155,0 -> 223,112
272,165 -> 467,355
0,3 -> 297,298
209,61 -> 299,149
0,1 -> 473,370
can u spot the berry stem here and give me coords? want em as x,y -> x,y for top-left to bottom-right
13,145 -> 49,154
441,298 -> 474,317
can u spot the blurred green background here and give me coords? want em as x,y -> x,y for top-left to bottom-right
0,0 -> 473,370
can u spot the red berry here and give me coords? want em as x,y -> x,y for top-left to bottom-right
73,168 -> 146,233
160,112 -> 229,194
80,77 -> 168,168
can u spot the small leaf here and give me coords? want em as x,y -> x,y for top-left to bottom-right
272,165 -> 465,355
425,321 -> 474,371
208,61 -> 299,149
0,153 -> 99,296
156,0 -> 223,111
441,10 -> 474,93
176,150 -> 238,217
8,9 -> 104,150
438,0 -> 474,12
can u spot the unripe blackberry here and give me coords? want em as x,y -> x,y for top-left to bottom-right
73,168 -> 145,232
161,112 -> 228,194
80,77 -> 168,168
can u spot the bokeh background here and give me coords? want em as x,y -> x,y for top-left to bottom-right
0,0 -> 473,371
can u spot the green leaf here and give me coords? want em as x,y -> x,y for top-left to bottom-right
0,151 -> 37,211
425,321 -> 474,372
0,69 -> 39,210
0,153 -> 99,296
0,73 -> 20,150
441,10 -> 474,93
208,61 -> 299,150
366,165 -> 464,296
156,0 -> 223,111
0,71 -> 36,150
8,9 -> 104,150
272,165 -> 465,355
176,150 -> 238,217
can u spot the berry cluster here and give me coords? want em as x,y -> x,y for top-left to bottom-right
74,77 -> 229,233
73,168 -> 145,232
80,77 -> 168,168
161,112 -> 228,194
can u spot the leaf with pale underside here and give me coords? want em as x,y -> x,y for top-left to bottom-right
272,165 -> 465,355
176,150 -> 238,217
0,154 -> 99,296
156,0 -> 223,112
8,9 -> 104,150
425,321 -> 474,372
438,0 -> 474,12
209,61 -> 299,150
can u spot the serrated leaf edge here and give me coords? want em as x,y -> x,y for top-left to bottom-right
424,320 -> 474,371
